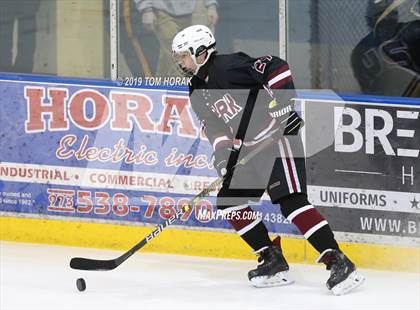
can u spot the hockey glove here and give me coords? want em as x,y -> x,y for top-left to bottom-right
213,148 -> 229,177
213,146 -> 239,178
268,98 -> 292,119
268,98 -> 303,135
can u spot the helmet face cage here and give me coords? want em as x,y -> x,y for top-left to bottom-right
171,51 -> 195,77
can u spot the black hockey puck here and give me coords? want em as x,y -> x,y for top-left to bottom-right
76,278 -> 86,291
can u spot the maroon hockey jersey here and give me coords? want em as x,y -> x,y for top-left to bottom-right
189,52 -> 302,152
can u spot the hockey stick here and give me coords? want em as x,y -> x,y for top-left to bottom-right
69,136 -> 274,271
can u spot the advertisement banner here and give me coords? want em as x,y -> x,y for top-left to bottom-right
1,76 -> 419,245
301,96 -> 420,242
0,76 -> 297,235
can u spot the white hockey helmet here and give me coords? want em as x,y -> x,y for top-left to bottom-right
172,25 -> 216,77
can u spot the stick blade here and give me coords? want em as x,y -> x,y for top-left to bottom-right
70,257 -> 118,271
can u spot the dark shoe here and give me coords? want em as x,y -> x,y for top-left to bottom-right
248,237 -> 294,288
317,249 -> 365,295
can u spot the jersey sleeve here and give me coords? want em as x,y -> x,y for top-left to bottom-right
248,55 -> 303,135
247,55 -> 297,112
249,55 -> 295,90
202,117 -> 233,152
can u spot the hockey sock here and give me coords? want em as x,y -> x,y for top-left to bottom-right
277,193 -> 339,253
222,205 -> 272,252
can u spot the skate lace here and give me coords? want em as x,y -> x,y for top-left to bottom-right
327,253 -> 347,280
330,259 -> 343,275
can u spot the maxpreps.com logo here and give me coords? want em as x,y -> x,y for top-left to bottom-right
23,86 -> 203,138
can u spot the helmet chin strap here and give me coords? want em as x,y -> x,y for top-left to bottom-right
193,48 -> 215,75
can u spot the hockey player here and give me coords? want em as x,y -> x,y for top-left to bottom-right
172,25 -> 365,295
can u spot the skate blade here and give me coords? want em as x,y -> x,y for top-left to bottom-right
331,271 -> 365,296
250,271 -> 294,288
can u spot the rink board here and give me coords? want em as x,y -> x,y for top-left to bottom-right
1,216 -> 419,272
0,74 -> 419,271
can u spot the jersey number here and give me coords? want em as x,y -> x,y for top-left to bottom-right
253,55 -> 273,74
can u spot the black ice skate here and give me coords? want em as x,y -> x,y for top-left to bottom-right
248,237 -> 294,288
317,249 -> 365,295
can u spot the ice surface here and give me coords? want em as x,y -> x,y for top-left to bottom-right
1,241 -> 419,310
